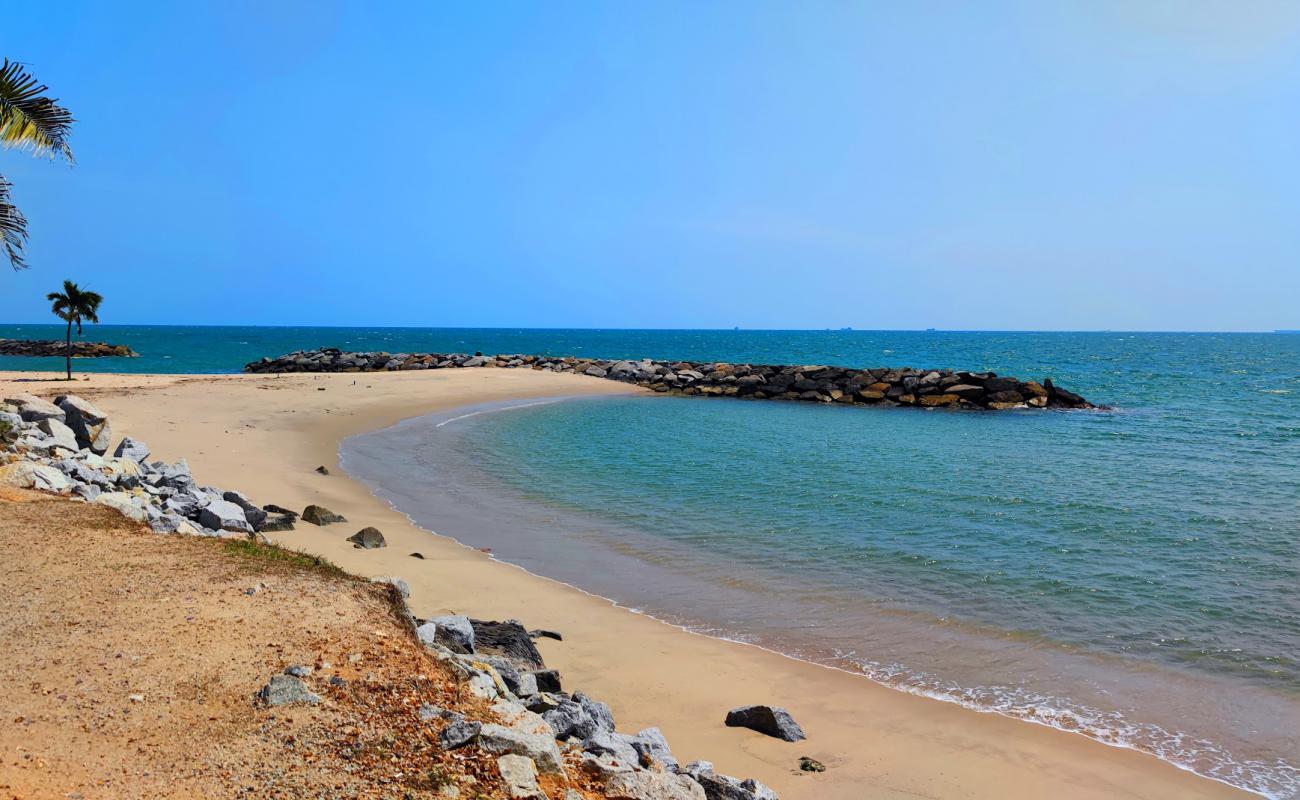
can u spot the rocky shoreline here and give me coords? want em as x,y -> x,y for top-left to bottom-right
246,348 -> 1097,410
1,392 -> 791,799
0,338 -> 138,357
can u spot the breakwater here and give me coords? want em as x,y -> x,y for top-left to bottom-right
0,338 -> 137,357
245,348 -> 1097,410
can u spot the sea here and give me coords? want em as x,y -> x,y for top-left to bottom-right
4,324 -> 1298,797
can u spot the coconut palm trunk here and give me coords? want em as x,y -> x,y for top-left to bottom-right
64,315 -> 72,379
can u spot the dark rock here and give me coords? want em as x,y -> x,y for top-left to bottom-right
258,512 -> 296,532
409,551 -> 425,559
301,504 -> 346,525
724,705 -> 806,742
528,628 -> 563,642
438,719 -> 482,750
530,669 -> 562,693
257,674 -> 321,706
262,504 -> 298,517
799,756 -> 825,772
347,526 -> 386,549
314,465 -> 330,475
113,436 -> 151,463
223,490 -> 268,529
470,619 -> 546,670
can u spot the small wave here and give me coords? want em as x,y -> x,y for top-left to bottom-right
831,652 -> 1298,799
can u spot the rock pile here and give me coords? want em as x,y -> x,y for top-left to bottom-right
413,614 -> 782,800
0,338 -> 138,357
246,348 -> 1097,410
1,393 -> 294,539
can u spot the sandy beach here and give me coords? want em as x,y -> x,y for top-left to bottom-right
0,367 -> 1254,800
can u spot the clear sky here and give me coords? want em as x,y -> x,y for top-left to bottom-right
1,1 -> 1298,330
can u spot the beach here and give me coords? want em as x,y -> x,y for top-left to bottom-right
0,366 -> 1255,800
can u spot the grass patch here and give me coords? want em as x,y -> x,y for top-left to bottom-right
220,538 -> 352,580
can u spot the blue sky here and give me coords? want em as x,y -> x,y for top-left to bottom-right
1,1 -> 1298,330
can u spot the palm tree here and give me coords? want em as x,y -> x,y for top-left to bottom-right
47,280 -> 102,380
0,59 -> 74,269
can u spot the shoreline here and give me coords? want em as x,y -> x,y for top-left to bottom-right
0,368 -> 1258,799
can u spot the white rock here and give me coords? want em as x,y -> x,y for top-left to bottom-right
5,393 -> 64,422
37,418 -> 79,452
95,491 -> 149,522
0,461 -> 74,492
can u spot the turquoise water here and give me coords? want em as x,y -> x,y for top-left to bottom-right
339,330 -> 1297,799
6,325 -> 1298,795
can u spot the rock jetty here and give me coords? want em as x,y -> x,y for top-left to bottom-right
0,338 -> 137,357
2,391 -> 790,799
246,348 -> 1097,410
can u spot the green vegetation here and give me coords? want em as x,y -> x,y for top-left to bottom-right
46,279 -> 102,380
0,58 -> 74,270
220,537 -> 351,579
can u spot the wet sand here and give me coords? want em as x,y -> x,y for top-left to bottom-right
0,368 -> 1254,799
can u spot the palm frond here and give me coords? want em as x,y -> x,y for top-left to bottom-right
0,174 -> 28,269
0,59 -> 74,161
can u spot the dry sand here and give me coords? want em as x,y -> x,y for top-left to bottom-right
0,368 -> 1253,799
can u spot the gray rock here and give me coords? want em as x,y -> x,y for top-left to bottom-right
149,513 -> 188,534
604,770 -> 707,800
54,394 -> 107,424
530,669 -> 562,694
582,728 -> 638,765
6,393 -> 65,423
285,665 -> 312,677
695,773 -> 778,800
471,619 -> 545,670
37,418 -> 79,452
496,754 -> 545,799
56,395 -> 111,454
542,698 -> 595,740
418,703 -> 444,722
346,526 -> 385,549
476,723 -> 564,773
630,726 -> 678,770
584,365 -> 608,378
73,483 -> 101,502
438,718 -> 482,750
678,761 -> 714,780
301,504 -> 346,525
223,490 -> 268,529
258,512 -> 296,532
724,705 -> 805,742
429,614 -> 475,653
113,436 -> 151,463
197,498 -> 255,534
257,674 -> 321,706
573,691 -> 616,733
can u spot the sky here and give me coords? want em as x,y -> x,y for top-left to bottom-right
1,1 -> 1298,331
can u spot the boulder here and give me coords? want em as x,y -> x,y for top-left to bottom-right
574,691 -> 616,733
543,698 -> 598,740
694,774 -> 778,800
223,490 -> 268,529
428,614 -> 475,653
583,729 -> 638,765
604,770 -> 707,800
438,718 -> 482,750
113,436 -> 151,463
471,619 -> 546,670
197,499 -> 255,534
259,512 -> 296,532
630,726 -> 678,770
724,705 -> 805,742
6,393 -> 64,423
37,418 -> 80,452
257,674 -> 321,706
476,723 -> 564,774
55,395 -> 112,454
302,504 -> 347,525
496,754 -> 546,799
347,526 -> 386,549
0,461 -> 73,492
